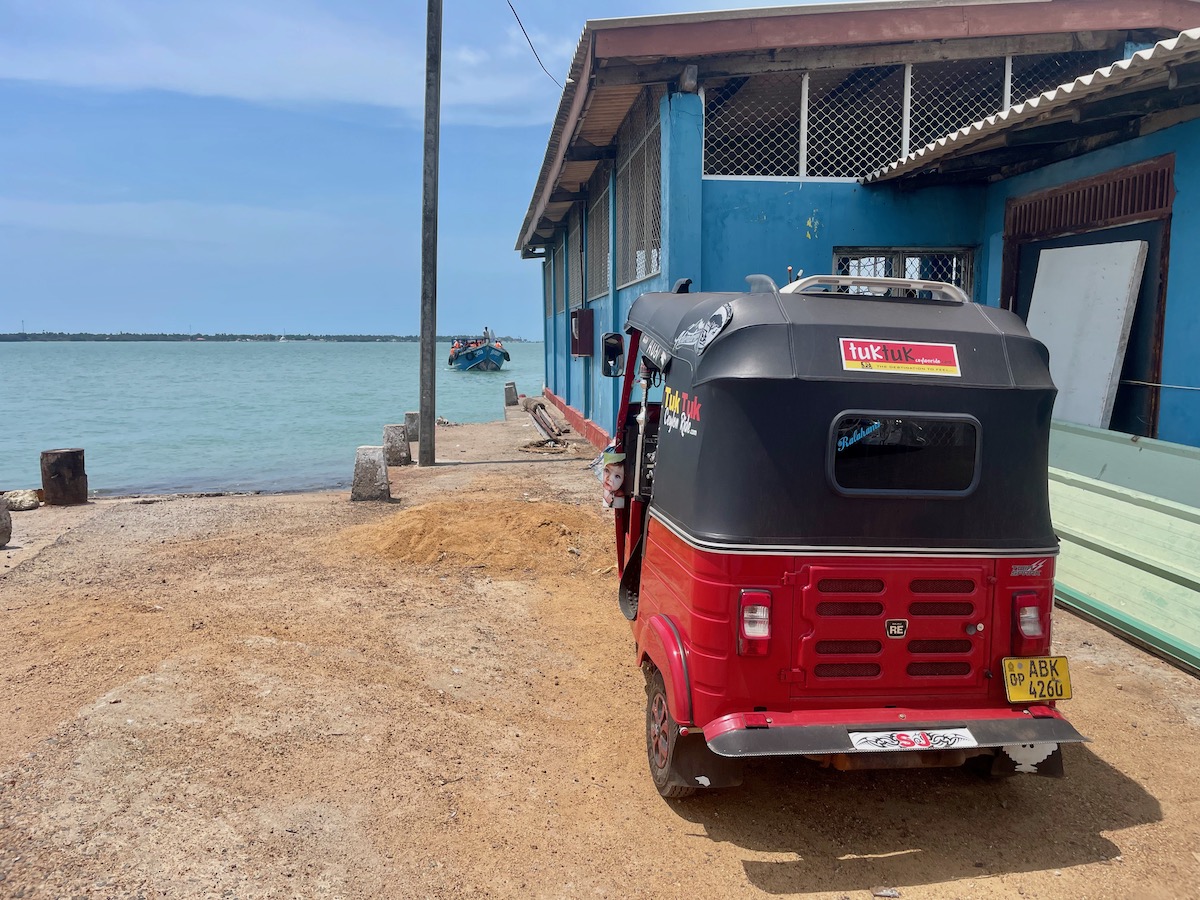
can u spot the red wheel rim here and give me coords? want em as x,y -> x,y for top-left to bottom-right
650,692 -> 670,769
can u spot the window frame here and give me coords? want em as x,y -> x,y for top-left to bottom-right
826,409 -> 983,499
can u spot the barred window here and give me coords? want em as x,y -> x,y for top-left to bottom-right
616,86 -> 663,287
543,258 -> 553,318
567,207 -> 583,309
552,244 -> 564,315
835,247 -> 974,296
703,49 -> 1118,178
586,162 -> 611,300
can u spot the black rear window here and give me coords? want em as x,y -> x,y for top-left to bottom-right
830,413 -> 980,496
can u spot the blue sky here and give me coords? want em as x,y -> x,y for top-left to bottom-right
0,0 -> 799,339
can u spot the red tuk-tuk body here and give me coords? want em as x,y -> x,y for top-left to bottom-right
604,275 -> 1083,796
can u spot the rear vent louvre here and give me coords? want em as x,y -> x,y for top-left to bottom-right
910,601 -> 975,616
910,579 -> 975,594
814,663 -> 882,678
907,661 -> 972,676
816,601 -> 885,617
816,640 -> 882,655
908,639 -> 973,654
818,579 -> 885,593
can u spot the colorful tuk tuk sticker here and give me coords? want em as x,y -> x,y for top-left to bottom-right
839,338 -> 961,377
662,385 -> 701,437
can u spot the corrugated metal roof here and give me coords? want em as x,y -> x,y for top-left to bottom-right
867,27 -> 1200,183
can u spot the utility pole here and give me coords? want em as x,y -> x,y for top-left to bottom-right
418,0 -> 443,467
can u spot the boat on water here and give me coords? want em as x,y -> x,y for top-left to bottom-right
448,327 -> 510,371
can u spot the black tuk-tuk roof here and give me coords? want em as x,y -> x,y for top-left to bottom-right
623,282 -> 1058,553
626,285 -> 1052,390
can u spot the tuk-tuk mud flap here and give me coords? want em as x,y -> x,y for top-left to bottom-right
705,714 -> 1087,761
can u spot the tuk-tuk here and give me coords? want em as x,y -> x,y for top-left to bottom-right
600,274 -> 1084,797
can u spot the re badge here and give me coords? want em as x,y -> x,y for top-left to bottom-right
886,619 -> 908,639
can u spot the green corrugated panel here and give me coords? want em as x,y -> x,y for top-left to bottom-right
1050,420 -> 1200,507
1049,467 -> 1200,675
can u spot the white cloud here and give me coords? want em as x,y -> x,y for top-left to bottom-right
0,0 -> 574,125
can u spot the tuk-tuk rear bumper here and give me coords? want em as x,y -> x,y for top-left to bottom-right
704,705 -> 1086,758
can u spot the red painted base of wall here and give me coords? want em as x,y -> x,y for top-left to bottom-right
543,389 -> 611,451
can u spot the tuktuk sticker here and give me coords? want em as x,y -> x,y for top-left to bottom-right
839,338 -> 961,377
662,385 -> 701,438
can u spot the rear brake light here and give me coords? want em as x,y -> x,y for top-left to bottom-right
1018,605 -> 1044,638
1011,590 -> 1051,656
739,590 -> 772,656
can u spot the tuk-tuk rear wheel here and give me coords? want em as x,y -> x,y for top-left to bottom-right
646,669 -> 697,798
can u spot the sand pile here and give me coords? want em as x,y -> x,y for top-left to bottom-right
341,497 -> 613,578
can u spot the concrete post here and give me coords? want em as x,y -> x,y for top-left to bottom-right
504,382 -> 519,406
404,411 -> 420,443
0,497 -> 10,549
383,424 -> 413,466
351,446 -> 391,501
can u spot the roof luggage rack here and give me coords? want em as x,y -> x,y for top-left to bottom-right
780,274 -> 969,303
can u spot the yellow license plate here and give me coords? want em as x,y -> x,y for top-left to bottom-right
1002,657 -> 1072,702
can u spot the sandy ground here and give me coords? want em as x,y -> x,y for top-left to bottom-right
3,409 -> 1200,899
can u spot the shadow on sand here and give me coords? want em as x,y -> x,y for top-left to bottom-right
670,744 -> 1157,893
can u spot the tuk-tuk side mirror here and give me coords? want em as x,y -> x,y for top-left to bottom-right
601,332 -> 624,377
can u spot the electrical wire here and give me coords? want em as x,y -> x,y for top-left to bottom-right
506,0 -> 563,90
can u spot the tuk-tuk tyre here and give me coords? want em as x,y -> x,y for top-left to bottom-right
646,668 -> 697,798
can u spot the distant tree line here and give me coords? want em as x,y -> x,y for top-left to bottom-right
0,332 -> 529,343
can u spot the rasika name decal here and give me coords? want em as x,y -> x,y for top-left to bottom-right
840,338 -> 961,377
662,385 -> 701,438
837,420 -> 881,452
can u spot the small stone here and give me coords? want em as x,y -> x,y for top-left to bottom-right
0,499 -> 10,548
2,490 -> 40,511
871,890 -> 901,899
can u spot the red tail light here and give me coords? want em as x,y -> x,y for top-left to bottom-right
739,590 -> 772,656
1011,590 -> 1051,656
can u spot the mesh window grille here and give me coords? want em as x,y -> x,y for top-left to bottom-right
616,86 -> 663,287
702,49 -> 1116,178
909,58 -> 1004,150
807,65 -> 905,178
567,207 -> 583,309
586,163 -> 611,300
835,248 -> 974,296
704,73 -> 805,176
1010,51 -> 1105,105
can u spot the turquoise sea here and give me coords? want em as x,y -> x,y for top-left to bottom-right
0,341 -> 546,495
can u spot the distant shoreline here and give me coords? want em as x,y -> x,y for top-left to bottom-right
0,333 -> 532,343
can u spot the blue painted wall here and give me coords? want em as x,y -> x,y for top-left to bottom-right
700,179 -> 987,295
976,118 -> 1200,447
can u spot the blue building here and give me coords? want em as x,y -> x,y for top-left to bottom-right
516,0 -> 1200,449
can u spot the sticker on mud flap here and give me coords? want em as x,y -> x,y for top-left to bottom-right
849,728 -> 978,752
1010,559 -> 1049,577
839,338 -> 961,377
662,385 -> 701,438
